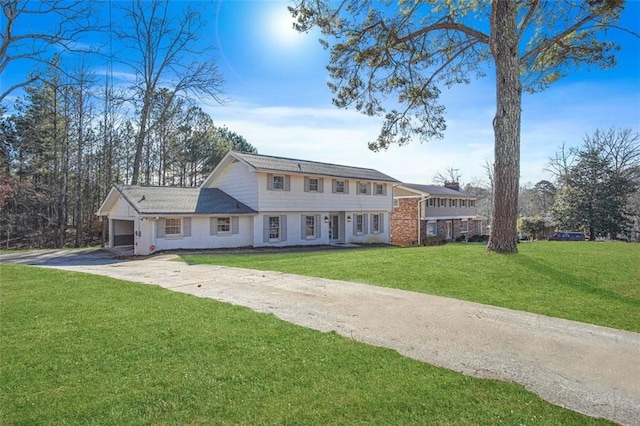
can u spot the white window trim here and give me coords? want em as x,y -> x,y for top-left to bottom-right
269,216 -> 280,241
393,198 -> 399,208
165,218 -> 182,237
272,175 -> 285,190
427,221 -> 437,237
371,213 -> 382,234
217,217 -> 231,234
355,214 -> 365,235
461,219 -> 469,233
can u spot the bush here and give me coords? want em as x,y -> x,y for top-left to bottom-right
424,236 -> 447,246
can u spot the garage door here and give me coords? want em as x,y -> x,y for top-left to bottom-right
113,219 -> 134,246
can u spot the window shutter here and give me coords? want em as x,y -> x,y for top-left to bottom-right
353,216 -> 358,235
364,214 -> 369,234
267,174 -> 274,190
344,180 -> 349,194
332,179 -> 337,193
356,181 -> 361,193
232,217 -> 239,234
382,184 -> 387,196
280,215 -> 287,241
318,178 -> 324,193
366,182 -> 371,195
156,219 -> 165,238
315,214 -> 321,238
263,216 -> 270,242
183,218 -> 191,237
304,177 -> 310,192
301,215 -> 306,238
284,175 -> 290,191
380,213 -> 384,233
210,217 -> 216,236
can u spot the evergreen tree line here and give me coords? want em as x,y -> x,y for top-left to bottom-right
0,63 -> 256,249
517,128 -> 640,241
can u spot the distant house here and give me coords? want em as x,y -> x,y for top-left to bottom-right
96,151 -> 399,255
390,182 -> 484,246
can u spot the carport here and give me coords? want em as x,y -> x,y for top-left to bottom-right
111,219 -> 134,247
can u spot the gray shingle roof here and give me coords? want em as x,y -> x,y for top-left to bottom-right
116,186 -> 256,215
234,152 -> 399,182
402,183 -> 477,198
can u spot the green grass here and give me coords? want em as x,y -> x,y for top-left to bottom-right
1,264 -> 612,425
183,242 -> 640,333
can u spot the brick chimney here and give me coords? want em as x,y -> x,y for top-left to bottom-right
444,181 -> 460,191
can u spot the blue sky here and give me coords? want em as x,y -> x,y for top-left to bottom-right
4,0 -> 640,186
210,0 -> 640,187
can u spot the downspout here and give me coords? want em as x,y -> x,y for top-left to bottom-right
417,195 -> 431,246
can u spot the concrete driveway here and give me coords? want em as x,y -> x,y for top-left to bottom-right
2,249 -> 639,425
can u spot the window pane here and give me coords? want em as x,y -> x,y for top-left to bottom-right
165,218 -> 181,235
217,217 -> 230,232
375,184 -> 383,195
336,181 -> 345,193
273,176 -> 284,190
269,216 -> 280,239
309,178 -> 318,191
373,214 -> 380,232
356,215 -> 363,233
305,215 -> 315,237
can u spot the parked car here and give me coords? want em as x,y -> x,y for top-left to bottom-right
548,232 -> 585,241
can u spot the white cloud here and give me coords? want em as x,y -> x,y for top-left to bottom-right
202,75 -> 639,188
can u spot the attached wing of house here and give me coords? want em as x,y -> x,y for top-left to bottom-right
390,183 -> 485,246
97,151 -> 400,255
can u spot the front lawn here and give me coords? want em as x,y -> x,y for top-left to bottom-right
0,264 -> 611,425
183,242 -> 640,333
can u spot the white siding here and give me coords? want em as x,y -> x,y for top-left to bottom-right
150,216 -> 253,252
253,211 -> 390,247
110,197 -> 137,218
205,160 -> 259,210
257,173 -> 393,213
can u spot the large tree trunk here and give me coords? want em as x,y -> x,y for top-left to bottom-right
131,93 -> 151,186
487,0 -> 521,253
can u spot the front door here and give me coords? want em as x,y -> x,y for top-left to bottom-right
329,215 -> 340,241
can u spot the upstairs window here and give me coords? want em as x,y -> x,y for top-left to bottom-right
304,177 -> 324,192
427,198 -> 435,207
332,179 -> 349,194
374,183 -> 385,195
273,175 -> 284,190
267,174 -> 290,191
451,199 -> 458,207
469,199 -> 475,207
357,181 -> 370,195
461,199 -> 467,207
439,198 -> 447,207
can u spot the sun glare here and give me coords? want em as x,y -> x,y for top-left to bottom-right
267,5 -> 304,47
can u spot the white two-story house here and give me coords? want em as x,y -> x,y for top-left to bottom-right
390,182 -> 484,246
97,152 -> 399,255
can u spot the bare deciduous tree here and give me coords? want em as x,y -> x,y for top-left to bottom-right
115,0 -> 225,185
0,0 -> 94,103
